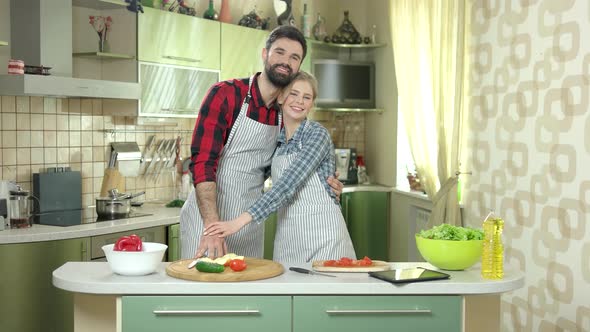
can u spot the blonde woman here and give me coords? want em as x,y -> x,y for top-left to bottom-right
204,71 -> 356,262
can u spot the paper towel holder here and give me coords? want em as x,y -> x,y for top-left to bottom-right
111,142 -> 141,177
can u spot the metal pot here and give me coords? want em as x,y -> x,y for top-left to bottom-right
95,191 -> 145,220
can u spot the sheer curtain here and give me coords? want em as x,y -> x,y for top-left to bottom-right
390,0 -> 468,227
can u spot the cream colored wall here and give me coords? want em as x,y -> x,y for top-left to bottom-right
464,1 -> 590,330
0,0 -> 10,75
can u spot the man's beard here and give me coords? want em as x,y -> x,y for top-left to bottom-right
264,62 -> 294,87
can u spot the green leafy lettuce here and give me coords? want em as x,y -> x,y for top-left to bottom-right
417,224 -> 484,241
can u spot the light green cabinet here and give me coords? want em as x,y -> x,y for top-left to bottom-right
167,223 -> 180,262
138,7 -> 220,69
341,191 -> 389,261
120,295 -> 461,332
293,295 -> 462,332
263,212 -> 278,260
0,237 -> 90,332
122,296 -> 291,331
220,23 -> 268,80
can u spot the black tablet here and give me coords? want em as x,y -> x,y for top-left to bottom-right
369,267 -> 450,284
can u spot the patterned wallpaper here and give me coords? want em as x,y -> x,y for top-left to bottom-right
464,0 -> 590,330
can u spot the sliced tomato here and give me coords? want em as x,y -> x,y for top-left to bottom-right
358,256 -> 373,266
323,260 -> 338,267
338,257 -> 353,266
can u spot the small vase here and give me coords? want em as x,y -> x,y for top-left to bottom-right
218,0 -> 232,23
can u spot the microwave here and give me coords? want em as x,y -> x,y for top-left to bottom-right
312,59 -> 375,109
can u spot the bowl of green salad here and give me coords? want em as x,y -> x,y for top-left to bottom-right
415,224 -> 484,271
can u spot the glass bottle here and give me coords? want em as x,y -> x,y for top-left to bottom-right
301,3 -> 311,38
312,13 -> 327,41
481,212 -> 504,279
203,0 -> 218,20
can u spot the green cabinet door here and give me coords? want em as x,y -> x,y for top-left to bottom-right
138,7 -> 220,69
293,295 -> 462,332
341,191 -> 389,261
167,223 -> 180,262
220,23 -> 268,80
122,296 -> 291,332
0,237 -> 90,332
263,212 -> 278,260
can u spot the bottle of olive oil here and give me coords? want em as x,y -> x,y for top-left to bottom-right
481,212 -> 504,279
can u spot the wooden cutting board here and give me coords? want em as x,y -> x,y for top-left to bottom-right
312,260 -> 391,273
166,257 -> 284,282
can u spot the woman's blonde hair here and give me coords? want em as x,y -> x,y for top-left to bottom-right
285,71 -> 318,101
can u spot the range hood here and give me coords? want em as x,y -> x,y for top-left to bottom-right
0,74 -> 140,99
1,0 -> 140,99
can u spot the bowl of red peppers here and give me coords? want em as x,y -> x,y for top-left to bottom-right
102,234 -> 168,276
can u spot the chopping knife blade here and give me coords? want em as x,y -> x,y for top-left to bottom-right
289,267 -> 336,277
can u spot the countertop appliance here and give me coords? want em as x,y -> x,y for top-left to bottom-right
312,59 -> 375,109
334,148 -> 358,185
33,167 -> 82,226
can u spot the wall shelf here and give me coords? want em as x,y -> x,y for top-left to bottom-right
0,40 -> 8,46
73,52 -> 135,59
314,107 -> 384,113
307,39 -> 386,49
73,0 -> 127,10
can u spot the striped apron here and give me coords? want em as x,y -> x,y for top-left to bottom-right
272,123 -> 356,263
180,76 -> 281,259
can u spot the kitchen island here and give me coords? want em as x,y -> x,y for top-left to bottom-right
53,261 -> 524,332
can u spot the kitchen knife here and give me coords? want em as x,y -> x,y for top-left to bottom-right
289,267 -> 336,277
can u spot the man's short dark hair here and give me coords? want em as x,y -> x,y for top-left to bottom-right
265,25 -> 307,60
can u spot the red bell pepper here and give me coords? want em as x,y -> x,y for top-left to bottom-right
113,234 -> 143,251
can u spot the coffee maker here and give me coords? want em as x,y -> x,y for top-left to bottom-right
334,148 -> 358,185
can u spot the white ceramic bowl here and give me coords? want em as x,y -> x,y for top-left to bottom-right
102,242 -> 168,276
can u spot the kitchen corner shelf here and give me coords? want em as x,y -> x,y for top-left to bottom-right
73,0 -> 127,10
0,40 -> 8,46
73,52 -> 135,60
314,107 -> 385,113
307,39 -> 386,49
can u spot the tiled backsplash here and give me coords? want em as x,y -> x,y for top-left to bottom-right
0,96 -> 195,216
0,96 -> 366,216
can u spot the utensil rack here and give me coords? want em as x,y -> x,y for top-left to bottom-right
101,129 -> 193,137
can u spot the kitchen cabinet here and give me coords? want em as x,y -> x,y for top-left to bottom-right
0,237 -> 90,332
0,224 -> 168,332
122,295 -> 291,331
167,223 -> 180,261
138,7 -> 220,70
263,212 -> 278,260
220,23 -> 268,80
293,295 -> 461,332
341,191 -> 390,261
121,295 -> 461,332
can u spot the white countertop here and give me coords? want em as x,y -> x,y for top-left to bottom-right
343,183 -> 394,193
53,261 -> 524,296
0,203 -> 180,244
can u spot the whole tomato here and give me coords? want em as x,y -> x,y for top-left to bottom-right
229,259 -> 247,272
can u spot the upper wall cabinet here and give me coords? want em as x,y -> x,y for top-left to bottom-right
138,7 -> 220,70
220,23 -> 267,81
